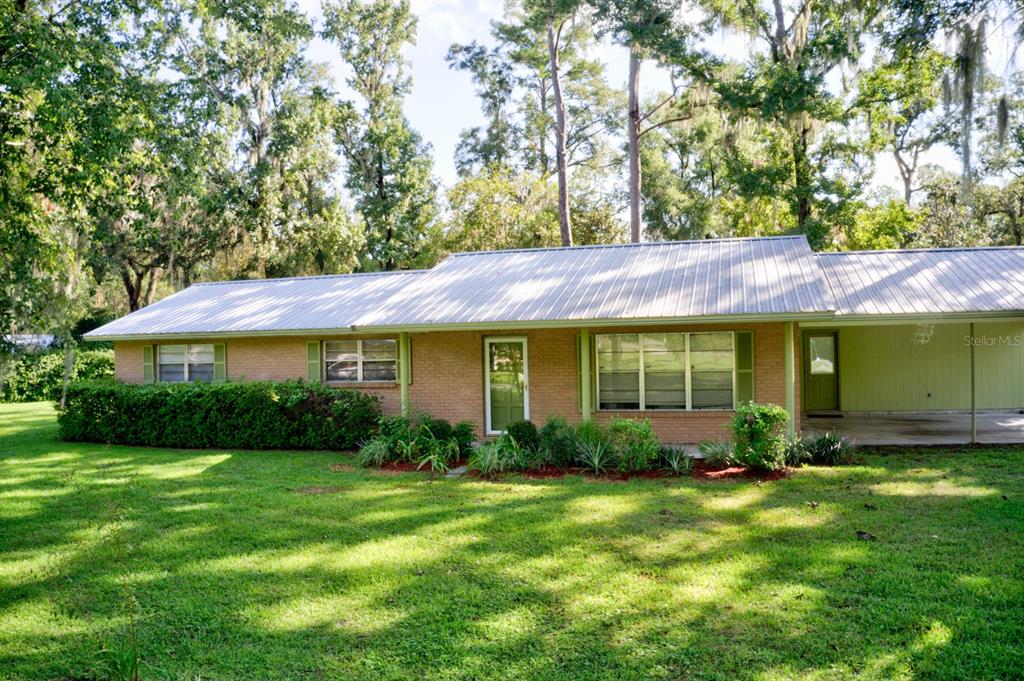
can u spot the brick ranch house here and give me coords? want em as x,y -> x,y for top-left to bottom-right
86,236 -> 1024,445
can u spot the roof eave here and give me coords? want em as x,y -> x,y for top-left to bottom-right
85,311 -> 837,341
801,310 -> 1024,327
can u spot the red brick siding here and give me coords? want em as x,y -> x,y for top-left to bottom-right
113,321 -> 800,444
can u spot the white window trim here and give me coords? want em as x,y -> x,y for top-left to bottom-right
157,343 -> 214,383
484,336 -> 530,435
594,332 -> 736,412
323,339 -> 398,383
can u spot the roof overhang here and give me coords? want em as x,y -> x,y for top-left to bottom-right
85,311 -> 837,342
800,311 -> 1024,327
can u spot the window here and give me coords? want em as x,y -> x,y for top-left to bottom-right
596,334 -> 641,409
158,344 -> 215,383
809,336 -> 835,375
324,339 -> 397,382
595,332 -> 735,411
689,332 -> 734,409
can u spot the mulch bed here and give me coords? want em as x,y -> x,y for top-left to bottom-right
333,459 -> 789,483
465,463 -> 790,483
690,461 -> 791,482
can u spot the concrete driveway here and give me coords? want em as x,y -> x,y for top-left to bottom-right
802,411 -> 1024,445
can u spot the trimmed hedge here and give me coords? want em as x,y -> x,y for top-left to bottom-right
1,348 -> 114,402
58,380 -> 381,450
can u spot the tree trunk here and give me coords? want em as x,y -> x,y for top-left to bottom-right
894,149 -> 914,205
792,120 -> 813,236
539,77 -> 549,177
122,270 -> 142,312
627,46 -> 642,244
547,21 -> 572,247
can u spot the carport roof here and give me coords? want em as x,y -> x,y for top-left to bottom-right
818,246 -> 1024,317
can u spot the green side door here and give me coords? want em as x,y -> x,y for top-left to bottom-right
804,331 -> 839,412
486,338 -> 528,434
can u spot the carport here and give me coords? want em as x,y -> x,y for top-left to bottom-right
801,247 -> 1024,444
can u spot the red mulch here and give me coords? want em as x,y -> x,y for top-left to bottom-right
691,461 -> 790,482
349,458 -> 789,483
469,463 -> 789,483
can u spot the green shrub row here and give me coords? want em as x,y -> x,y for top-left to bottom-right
58,380 -> 381,450
357,414 -> 476,474
1,348 -> 114,402
468,416 -> 681,476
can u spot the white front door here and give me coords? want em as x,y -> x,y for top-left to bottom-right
485,337 -> 529,434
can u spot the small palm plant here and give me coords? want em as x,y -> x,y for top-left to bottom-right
577,437 -> 613,475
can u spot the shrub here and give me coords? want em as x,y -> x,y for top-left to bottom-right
468,440 -> 512,477
357,436 -> 392,467
58,380 -> 380,450
416,432 -> 461,474
784,435 -> 811,467
804,432 -> 854,466
661,447 -> 695,475
577,437 -> 614,475
452,421 -> 477,455
607,418 -> 661,472
1,348 -> 114,403
505,419 -> 540,453
732,403 -> 789,472
698,440 -> 734,468
416,415 -> 454,442
373,413 -> 472,464
538,416 -> 577,469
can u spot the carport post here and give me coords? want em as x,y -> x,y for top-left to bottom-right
970,322 -> 976,443
784,321 -> 795,438
399,332 -> 411,418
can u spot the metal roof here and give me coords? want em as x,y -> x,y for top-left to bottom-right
85,237 -> 1024,341
818,247 -> 1024,316
86,236 -> 835,339
356,236 -> 834,328
84,270 -> 426,339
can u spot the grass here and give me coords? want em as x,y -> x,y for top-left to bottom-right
0,402 -> 1022,680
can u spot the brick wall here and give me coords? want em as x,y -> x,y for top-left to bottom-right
113,321 -> 800,444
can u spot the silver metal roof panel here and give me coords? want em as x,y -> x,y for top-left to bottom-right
818,247 -> 1024,316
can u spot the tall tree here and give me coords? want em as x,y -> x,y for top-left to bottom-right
718,0 -> 884,248
858,48 -> 950,203
589,0 -> 710,241
0,0 -> 166,394
524,0 -> 585,246
445,42 -> 518,175
174,0 -> 356,279
323,0 -> 439,271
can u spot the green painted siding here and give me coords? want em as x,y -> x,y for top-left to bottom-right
974,322 -> 1024,409
835,323 -> 1024,411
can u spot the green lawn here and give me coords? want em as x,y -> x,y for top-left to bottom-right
1,403 -> 1022,680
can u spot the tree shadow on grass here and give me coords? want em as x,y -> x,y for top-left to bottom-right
1,410 -> 1023,680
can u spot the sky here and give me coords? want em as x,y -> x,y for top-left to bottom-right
303,0 -> 1018,197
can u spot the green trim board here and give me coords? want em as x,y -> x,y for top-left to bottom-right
213,344 -> 226,382
399,332 -> 411,417
784,322 -> 795,438
142,345 -> 154,384
306,342 -> 321,383
734,331 -> 754,405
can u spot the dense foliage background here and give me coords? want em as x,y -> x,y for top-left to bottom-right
2,0 -> 1022,394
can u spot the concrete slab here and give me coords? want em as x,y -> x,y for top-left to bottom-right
802,411 -> 1024,446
